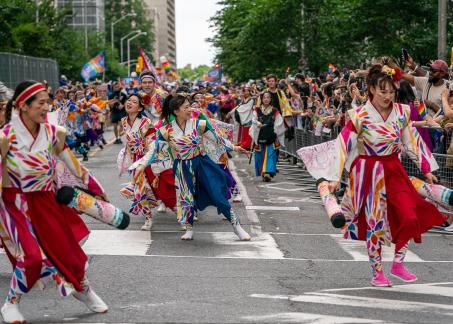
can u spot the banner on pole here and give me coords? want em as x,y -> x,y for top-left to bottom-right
81,51 -> 105,82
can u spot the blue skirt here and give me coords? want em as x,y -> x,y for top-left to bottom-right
174,155 -> 232,224
254,143 -> 278,177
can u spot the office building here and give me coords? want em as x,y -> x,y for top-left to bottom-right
56,0 -> 105,33
143,0 -> 176,67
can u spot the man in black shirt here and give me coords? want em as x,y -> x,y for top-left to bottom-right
108,82 -> 127,144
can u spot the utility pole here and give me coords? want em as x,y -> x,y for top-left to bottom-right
438,0 -> 447,60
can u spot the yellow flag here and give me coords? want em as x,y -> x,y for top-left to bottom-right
136,56 -> 144,73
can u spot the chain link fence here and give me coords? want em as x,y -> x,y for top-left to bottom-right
0,53 -> 59,91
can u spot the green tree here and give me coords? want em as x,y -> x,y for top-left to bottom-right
210,0 -> 451,81
178,65 -> 211,81
105,0 -> 155,70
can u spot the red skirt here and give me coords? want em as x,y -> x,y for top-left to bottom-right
237,125 -> 252,150
145,167 -> 176,209
353,154 -> 445,251
2,188 -> 89,292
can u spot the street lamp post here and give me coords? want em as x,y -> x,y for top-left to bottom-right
127,32 -> 147,76
121,30 -> 141,63
111,13 -> 137,53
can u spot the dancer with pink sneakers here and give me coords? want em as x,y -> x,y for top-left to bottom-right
298,62 -> 446,287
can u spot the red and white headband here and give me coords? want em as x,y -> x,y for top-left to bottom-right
15,83 -> 46,108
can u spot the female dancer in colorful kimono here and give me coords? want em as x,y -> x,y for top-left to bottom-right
119,93 -> 176,230
250,91 -> 286,182
298,64 -> 445,287
0,81 -> 108,323
133,94 -> 251,241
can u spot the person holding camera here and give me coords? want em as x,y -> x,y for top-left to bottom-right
395,56 -> 449,116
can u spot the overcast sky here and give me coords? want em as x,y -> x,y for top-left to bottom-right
175,0 -> 221,68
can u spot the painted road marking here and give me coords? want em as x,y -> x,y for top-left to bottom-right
82,230 -> 151,256
242,312 -> 384,323
259,182 -> 305,192
245,205 -> 300,211
326,282 -> 453,298
251,291 -> 453,313
330,234 -> 423,262
211,232 -> 284,259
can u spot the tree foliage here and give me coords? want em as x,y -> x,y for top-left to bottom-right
210,0 -> 452,81
177,65 -> 212,81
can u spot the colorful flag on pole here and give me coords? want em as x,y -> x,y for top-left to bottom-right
160,56 -> 171,74
328,63 -> 337,74
138,47 -> 160,82
80,51 -> 105,82
418,101 -> 427,119
204,64 -> 222,82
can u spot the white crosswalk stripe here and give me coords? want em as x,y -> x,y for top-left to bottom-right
250,282 -> 453,322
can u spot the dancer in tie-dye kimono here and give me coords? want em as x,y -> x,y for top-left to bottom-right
119,93 -> 176,231
250,92 -> 286,182
133,94 -> 251,241
0,81 -> 108,323
298,64 -> 445,287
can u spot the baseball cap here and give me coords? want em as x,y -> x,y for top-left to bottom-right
428,60 -> 448,73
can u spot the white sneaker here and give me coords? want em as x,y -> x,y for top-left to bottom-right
181,230 -> 194,240
157,202 -> 166,213
233,224 -> 251,241
1,302 -> 25,324
444,223 -> 453,232
193,215 -> 199,222
232,194 -> 243,202
141,218 -> 153,231
73,288 -> 108,313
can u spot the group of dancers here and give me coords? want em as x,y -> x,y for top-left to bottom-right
0,60 -> 452,323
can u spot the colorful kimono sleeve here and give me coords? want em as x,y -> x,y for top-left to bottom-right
297,120 -> 358,182
402,120 -> 438,175
198,117 -> 234,152
274,111 -> 286,144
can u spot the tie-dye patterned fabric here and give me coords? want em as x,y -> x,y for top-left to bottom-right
120,116 -> 158,216
136,118 -> 233,226
299,101 -> 441,251
4,123 -> 58,192
0,123 -> 86,302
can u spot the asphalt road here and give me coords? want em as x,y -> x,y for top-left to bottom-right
1,134 -> 453,323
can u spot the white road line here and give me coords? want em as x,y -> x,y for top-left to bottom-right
250,292 -> 453,313
325,282 -> 453,298
242,312 -> 385,323
330,234 -> 424,262
246,206 -> 300,211
82,230 -> 151,256
211,232 -> 284,259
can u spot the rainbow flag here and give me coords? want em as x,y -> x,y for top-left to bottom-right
418,101 -> 427,119
160,56 -> 171,74
309,82 -> 318,95
81,51 -> 105,82
328,63 -> 337,74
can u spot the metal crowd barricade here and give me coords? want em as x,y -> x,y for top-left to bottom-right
281,123 -> 453,189
0,52 -> 59,91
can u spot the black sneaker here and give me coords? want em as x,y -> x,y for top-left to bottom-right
83,154 -> 89,162
114,138 -> 122,144
101,138 -> 107,145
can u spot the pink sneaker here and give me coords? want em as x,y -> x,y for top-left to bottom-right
371,270 -> 393,287
390,262 -> 417,282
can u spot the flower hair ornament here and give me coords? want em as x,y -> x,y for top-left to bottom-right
381,65 -> 402,82
138,92 -> 151,106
